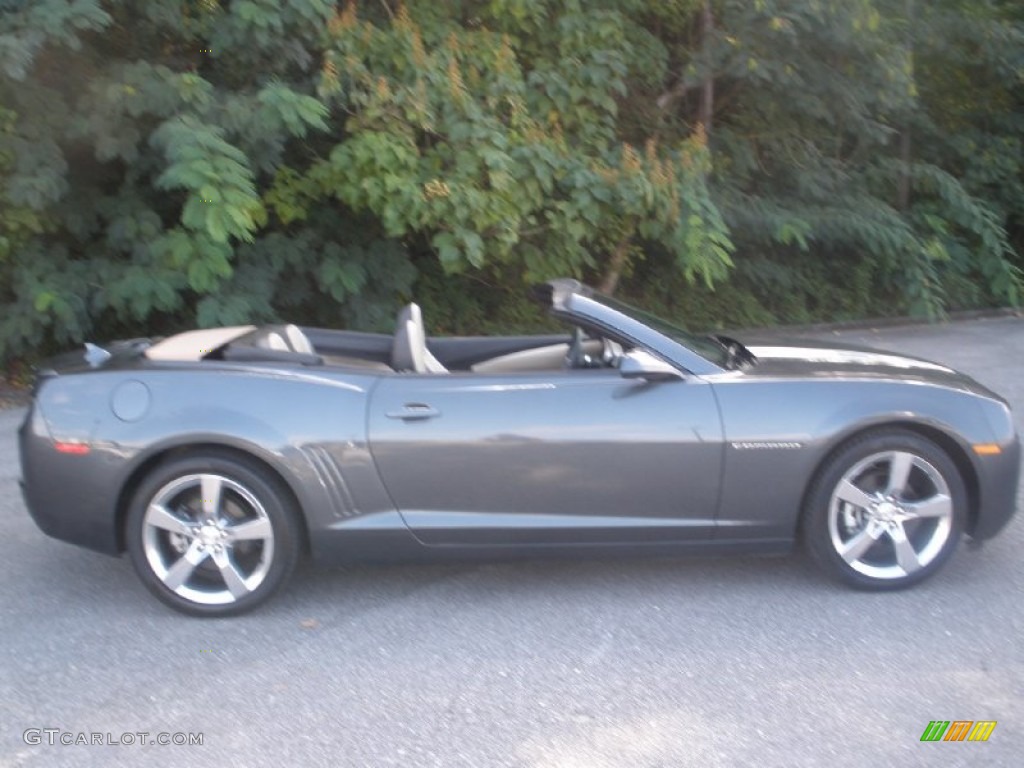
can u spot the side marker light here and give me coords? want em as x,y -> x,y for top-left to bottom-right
972,444 -> 1002,456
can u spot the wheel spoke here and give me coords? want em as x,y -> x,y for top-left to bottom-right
146,504 -> 192,536
200,474 -> 223,521
888,522 -> 921,574
835,479 -> 877,511
840,524 -> 882,564
211,548 -> 250,598
827,446 -> 954,582
162,541 -> 208,590
886,452 -> 915,497
904,494 -> 952,520
227,517 -> 272,542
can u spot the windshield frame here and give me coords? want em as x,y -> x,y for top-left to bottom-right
587,292 -> 729,367
540,280 -> 728,375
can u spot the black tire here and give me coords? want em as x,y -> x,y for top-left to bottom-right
126,452 -> 301,616
802,429 -> 966,590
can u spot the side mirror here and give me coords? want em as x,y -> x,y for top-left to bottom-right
618,349 -> 683,381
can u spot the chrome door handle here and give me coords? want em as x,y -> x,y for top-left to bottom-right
385,403 -> 441,421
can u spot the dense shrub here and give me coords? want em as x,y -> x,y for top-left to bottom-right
0,1 -> 1020,362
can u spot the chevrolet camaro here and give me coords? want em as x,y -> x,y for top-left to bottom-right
19,279 -> 1020,615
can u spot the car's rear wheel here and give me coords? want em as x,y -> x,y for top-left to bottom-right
803,429 -> 966,589
126,453 -> 300,616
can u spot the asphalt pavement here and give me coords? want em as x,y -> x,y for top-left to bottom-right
1,317 -> 1022,767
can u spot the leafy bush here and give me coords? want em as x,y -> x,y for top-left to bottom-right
0,0 -> 1021,366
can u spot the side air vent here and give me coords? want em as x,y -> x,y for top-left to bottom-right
302,445 -> 358,519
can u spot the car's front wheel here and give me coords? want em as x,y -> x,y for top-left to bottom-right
803,430 -> 966,590
126,452 -> 301,616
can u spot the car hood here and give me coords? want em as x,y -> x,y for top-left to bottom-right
739,339 -> 1000,398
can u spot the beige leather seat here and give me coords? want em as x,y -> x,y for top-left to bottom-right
284,324 -> 315,355
391,303 -> 447,373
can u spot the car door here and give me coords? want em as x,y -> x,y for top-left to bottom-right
367,367 -> 724,546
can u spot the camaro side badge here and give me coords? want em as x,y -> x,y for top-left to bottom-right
731,441 -> 803,450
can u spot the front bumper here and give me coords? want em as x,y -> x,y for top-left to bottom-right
971,433 -> 1021,540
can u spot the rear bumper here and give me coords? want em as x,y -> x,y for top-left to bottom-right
18,404 -> 121,555
971,434 -> 1021,540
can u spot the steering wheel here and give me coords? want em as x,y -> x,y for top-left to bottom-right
565,326 -> 589,369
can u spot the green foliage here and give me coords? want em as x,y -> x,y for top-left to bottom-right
682,0 -> 1023,320
297,1 -> 732,286
0,0 -> 1021,365
0,0 -> 407,361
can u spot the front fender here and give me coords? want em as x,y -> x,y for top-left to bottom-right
711,378 -> 1015,540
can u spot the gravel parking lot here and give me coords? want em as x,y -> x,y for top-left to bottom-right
2,318 -> 1022,768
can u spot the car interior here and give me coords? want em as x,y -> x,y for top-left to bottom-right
198,303 -> 627,374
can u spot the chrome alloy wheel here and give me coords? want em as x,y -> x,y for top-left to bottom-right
142,473 -> 275,606
827,450 -> 953,580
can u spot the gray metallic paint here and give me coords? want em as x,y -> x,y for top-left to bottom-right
18,282 -> 1020,569
710,377 -> 1012,539
368,371 -> 722,545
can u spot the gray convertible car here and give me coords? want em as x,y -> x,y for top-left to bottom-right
19,279 -> 1020,615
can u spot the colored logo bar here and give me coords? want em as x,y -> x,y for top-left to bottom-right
921,721 -> 997,742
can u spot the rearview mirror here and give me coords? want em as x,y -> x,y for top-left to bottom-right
618,349 -> 683,381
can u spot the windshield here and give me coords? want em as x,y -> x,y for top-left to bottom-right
589,292 -> 729,366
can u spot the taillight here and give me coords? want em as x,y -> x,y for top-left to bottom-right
53,441 -> 90,455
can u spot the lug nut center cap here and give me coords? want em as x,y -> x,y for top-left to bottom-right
198,524 -> 223,547
874,501 -> 900,522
